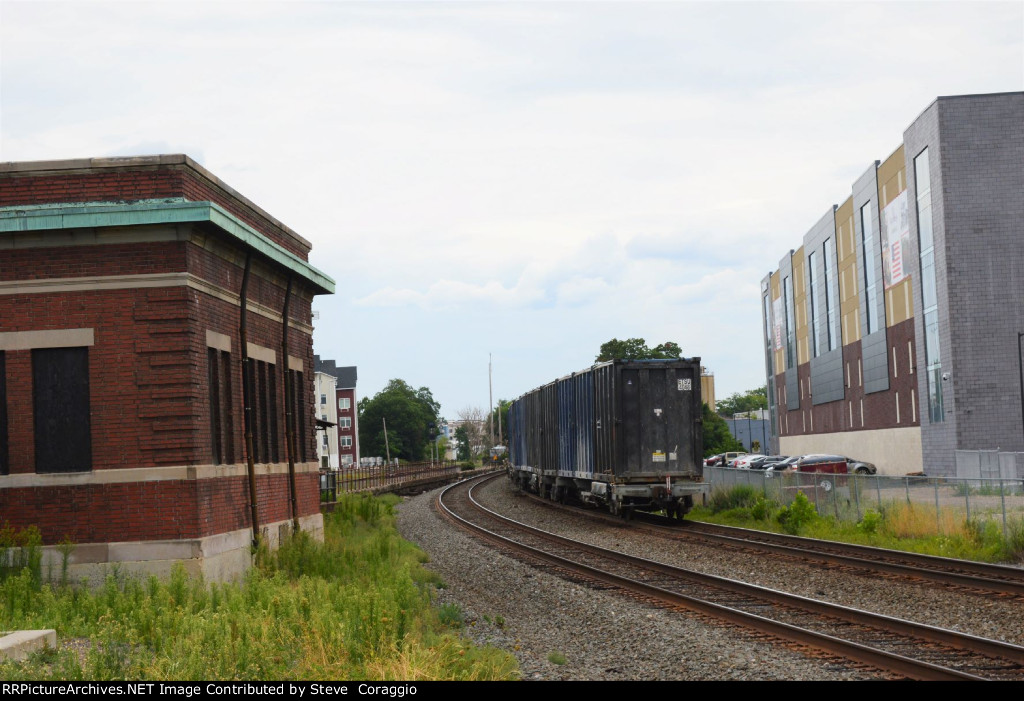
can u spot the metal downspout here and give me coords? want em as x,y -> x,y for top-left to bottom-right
239,252 -> 260,549
281,276 -> 300,533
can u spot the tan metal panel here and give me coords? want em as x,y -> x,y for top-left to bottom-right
835,197 -> 860,344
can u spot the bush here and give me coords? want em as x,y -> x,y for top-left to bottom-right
1002,518 -> 1024,561
708,485 -> 759,514
751,496 -> 773,522
776,491 -> 818,534
858,509 -> 882,535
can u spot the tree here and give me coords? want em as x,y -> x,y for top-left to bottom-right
702,402 -> 744,457
456,406 -> 487,457
596,338 -> 682,362
716,386 -> 768,417
358,379 -> 440,461
454,425 -> 471,461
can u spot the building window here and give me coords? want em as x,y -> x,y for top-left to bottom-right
322,433 -> 329,448
915,147 -> 943,423
248,360 -> 280,464
338,397 -> 351,412
341,436 -> 352,449
33,347 -> 92,473
0,352 -> 7,476
288,369 -> 308,462
320,393 -> 326,405
861,201 -> 880,335
783,275 -> 795,369
340,416 -> 351,430
208,348 -> 235,465
807,251 -> 820,357
823,237 -> 837,351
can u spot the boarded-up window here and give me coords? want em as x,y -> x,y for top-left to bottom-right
0,352 -> 7,475
246,359 -> 280,464
287,369 -> 307,462
33,347 -> 92,473
208,349 -> 235,465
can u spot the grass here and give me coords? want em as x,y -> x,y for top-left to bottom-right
0,495 -> 519,681
547,651 -> 566,665
690,486 -> 1024,564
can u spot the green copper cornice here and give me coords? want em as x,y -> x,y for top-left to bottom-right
0,199 -> 334,294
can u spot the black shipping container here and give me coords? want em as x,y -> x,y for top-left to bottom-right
509,358 -> 704,516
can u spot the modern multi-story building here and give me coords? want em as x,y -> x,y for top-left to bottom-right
0,154 -> 334,580
761,92 -> 1024,476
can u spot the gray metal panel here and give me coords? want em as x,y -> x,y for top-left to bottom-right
801,208 -> 841,363
862,329 -> 890,394
785,367 -> 800,411
810,347 -> 844,405
852,163 -> 890,394
852,162 -> 889,344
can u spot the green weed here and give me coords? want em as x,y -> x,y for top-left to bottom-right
0,493 -> 518,681
547,651 -> 566,665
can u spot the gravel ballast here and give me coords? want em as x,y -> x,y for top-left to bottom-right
396,479 -> 888,681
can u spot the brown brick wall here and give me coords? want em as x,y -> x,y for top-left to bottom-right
0,471 -> 320,544
776,317 -> 919,437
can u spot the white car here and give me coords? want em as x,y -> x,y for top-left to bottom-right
733,454 -> 765,469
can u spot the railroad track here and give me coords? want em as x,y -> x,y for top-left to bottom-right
438,473 -> 1024,681
516,480 -> 1024,600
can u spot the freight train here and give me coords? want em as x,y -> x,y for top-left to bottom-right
507,358 -> 706,519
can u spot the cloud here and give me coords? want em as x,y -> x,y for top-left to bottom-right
355,278 -> 545,311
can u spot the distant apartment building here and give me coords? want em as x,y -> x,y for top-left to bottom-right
315,357 -> 358,467
335,366 -> 359,466
314,357 -> 338,468
761,92 -> 1024,476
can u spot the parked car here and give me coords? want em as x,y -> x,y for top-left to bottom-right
794,454 -> 848,474
705,452 -> 748,467
766,455 -> 803,472
725,453 -> 751,467
748,455 -> 788,470
845,458 -> 877,475
734,454 -> 765,469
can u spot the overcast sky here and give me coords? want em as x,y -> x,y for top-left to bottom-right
2,1 -> 1022,418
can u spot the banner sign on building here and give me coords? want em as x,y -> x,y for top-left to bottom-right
880,190 -> 911,289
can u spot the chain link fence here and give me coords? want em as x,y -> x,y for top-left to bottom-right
705,466 -> 1024,536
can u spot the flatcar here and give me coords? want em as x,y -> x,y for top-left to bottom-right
507,358 -> 706,519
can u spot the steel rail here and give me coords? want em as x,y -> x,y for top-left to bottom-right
521,485 -> 1024,598
439,474 -> 1023,681
677,520 -> 1024,595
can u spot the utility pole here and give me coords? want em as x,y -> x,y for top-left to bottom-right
383,416 -> 391,466
489,352 -> 495,449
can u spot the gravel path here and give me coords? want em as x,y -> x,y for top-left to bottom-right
396,480 -> 885,681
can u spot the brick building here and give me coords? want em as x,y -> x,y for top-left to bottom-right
761,92 -> 1024,476
0,155 -> 334,580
